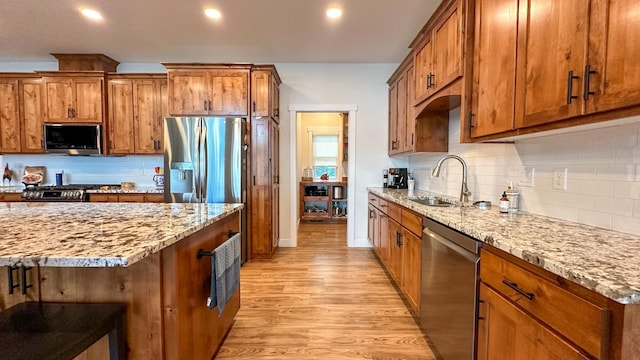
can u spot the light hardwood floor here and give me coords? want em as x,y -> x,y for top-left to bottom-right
215,223 -> 436,359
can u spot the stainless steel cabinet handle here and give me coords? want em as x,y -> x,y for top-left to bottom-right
502,279 -> 534,300
203,100 -> 207,111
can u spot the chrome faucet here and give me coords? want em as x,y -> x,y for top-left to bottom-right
432,155 -> 472,203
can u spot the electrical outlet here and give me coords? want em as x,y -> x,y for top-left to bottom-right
518,167 -> 535,187
552,168 -> 567,190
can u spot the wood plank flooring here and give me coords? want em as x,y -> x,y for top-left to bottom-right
215,223 -> 436,359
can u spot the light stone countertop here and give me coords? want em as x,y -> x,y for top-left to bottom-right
0,202 -> 242,268
369,187 -> 640,305
0,186 -> 163,194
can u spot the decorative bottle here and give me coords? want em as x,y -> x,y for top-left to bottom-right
499,192 -> 509,213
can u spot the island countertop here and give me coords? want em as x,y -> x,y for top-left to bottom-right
369,187 -> 640,305
0,202 -> 243,268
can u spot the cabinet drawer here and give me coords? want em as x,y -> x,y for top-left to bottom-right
480,250 -> 610,359
386,201 -> 401,223
401,208 -> 422,237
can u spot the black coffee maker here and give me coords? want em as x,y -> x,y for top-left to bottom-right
388,168 -> 408,189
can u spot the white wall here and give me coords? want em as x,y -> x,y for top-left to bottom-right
409,109 -> 640,236
276,63 -> 407,246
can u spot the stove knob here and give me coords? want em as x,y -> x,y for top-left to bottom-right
74,191 -> 81,199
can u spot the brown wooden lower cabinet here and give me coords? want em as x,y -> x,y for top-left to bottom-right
367,192 -> 421,315
477,283 -> 590,360
89,193 -> 163,203
479,245 -> 640,360
0,193 -> 22,202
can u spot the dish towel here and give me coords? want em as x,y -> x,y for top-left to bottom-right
208,232 -> 241,316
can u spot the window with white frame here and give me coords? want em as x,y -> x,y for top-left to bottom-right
312,134 -> 339,179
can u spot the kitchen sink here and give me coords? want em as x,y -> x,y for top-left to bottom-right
409,197 -> 457,207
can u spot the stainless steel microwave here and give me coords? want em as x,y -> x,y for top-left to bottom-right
43,124 -> 102,155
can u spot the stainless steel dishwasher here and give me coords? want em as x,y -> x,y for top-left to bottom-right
420,217 -> 481,360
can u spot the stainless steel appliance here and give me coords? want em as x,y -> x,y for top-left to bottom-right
44,124 -> 102,155
22,184 -> 119,202
421,217 -> 481,360
388,168 -> 408,189
164,117 -> 248,262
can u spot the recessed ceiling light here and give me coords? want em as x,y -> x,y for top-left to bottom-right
326,7 -> 342,19
81,8 -> 103,20
205,8 -> 222,19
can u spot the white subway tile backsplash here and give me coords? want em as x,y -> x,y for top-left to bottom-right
613,181 -> 640,199
578,210 -> 613,230
595,197 -> 634,217
596,164 -> 636,182
410,111 -> 640,236
2,154 -> 163,187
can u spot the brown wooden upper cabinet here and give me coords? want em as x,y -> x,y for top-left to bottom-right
251,65 -> 281,122
41,72 -> 104,123
466,0 -> 640,141
0,75 -> 43,153
164,64 -> 250,116
388,55 -> 412,155
107,75 -> 167,155
413,0 -> 463,106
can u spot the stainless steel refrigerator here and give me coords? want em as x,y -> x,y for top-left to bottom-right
164,117 -> 248,262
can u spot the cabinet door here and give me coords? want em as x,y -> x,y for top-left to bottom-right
378,213 -> 389,263
251,70 -> 270,117
432,2 -> 463,94
250,117 -> 273,258
89,194 -> 119,202
477,283 -> 589,360
401,229 -> 421,313
159,79 -> 169,152
0,79 -> 21,153
396,74 -> 407,153
404,64 -> 415,152
73,77 -> 103,123
20,79 -> 44,153
470,0 -> 518,137
107,80 -> 135,154
388,82 -> 399,154
271,120 -> 279,249
414,37 -> 433,104
367,204 -> 376,247
133,80 -> 161,154
587,0 -> 640,114
44,78 -> 74,122
387,219 -> 403,283
209,70 -> 248,116
167,71 -> 209,115
514,0 -> 589,128
270,74 -> 280,121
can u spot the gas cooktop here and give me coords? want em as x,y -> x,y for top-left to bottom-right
22,184 -> 121,202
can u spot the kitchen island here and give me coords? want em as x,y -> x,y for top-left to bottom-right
0,202 -> 243,359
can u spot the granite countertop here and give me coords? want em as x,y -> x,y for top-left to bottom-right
369,187 -> 640,305
86,186 -> 163,194
0,186 -> 163,195
0,202 -> 242,268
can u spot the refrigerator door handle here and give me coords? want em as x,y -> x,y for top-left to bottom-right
201,122 -> 208,202
195,119 -> 203,201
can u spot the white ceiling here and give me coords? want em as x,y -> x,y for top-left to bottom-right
0,0 -> 440,65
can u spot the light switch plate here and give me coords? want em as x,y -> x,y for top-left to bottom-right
552,168 -> 567,190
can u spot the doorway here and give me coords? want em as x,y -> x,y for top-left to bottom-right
288,104 -> 357,248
